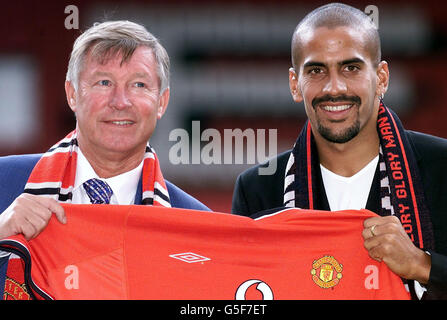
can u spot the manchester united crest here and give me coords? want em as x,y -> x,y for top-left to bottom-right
3,277 -> 30,300
311,255 -> 343,289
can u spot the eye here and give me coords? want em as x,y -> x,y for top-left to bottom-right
344,65 -> 360,72
134,82 -> 146,88
98,79 -> 111,86
308,67 -> 323,74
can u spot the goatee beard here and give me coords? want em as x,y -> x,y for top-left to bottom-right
317,120 -> 361,144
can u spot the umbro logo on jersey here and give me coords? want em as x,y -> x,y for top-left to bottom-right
169,252 -> 211,263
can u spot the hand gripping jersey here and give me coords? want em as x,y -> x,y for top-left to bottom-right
0,205 -> 410,300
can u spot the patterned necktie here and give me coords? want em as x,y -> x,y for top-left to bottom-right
83,178 -> 113,204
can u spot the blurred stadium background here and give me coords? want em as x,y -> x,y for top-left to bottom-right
0,0 -> 446,213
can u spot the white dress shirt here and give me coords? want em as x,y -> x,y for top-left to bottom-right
71,149 -> 143,205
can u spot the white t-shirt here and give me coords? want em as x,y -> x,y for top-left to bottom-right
320,155 -> 379,211
71,149 -> 144,205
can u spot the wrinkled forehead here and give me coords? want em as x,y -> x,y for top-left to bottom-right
85,41 -> 140,67
78,45 -> 158,83
83,44 -> 157,71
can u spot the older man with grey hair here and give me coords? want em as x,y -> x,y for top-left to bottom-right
0,20 -> 209,242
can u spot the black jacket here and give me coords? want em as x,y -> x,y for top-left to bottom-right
232,130 -> 447,299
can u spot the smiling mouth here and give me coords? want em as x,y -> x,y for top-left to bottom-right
320,104 -> 353,112
107,120 -> 135,125
312,94 -> 361,111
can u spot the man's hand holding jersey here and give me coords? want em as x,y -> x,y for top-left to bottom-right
363,215 -> 431,284
0,194 -> 66,240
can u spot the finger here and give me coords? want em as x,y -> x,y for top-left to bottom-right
362,224 -> 380,240
15,198 -> 53,239
24,208 -> 49,231
364,218 -> 406,241
21,195 -> 54,222
29,195 -> 66,224
365,215 -> 401,227
47,200 -> 66,224
367,245 -> 383,262
363,216 -> 382,228
20,215 -> 40,240
363,234 -> 381,251
363,234 -> 386,263
21,224 -> 37,240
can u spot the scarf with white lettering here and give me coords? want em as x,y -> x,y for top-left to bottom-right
283,102 -> 434,251
23,130 -> 171,207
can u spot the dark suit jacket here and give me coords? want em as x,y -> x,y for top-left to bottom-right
232,130 -> 447,299
0,153 -> 210,213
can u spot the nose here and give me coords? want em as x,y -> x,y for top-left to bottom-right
109,86 -> 132,110
322,72 -> 347,96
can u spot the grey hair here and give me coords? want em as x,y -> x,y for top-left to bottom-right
292,3 -> 381,68
66,20 -> 170,94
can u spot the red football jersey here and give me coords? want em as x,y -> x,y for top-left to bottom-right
0,205 -> 410,300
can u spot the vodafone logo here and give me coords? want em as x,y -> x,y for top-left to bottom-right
235,279 -> 274,300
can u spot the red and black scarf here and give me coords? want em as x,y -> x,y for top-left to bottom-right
23,130 -> 171,207
283,102 -> 434,251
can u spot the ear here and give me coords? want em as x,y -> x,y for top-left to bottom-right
157,87 -> 170,119
376,61 -> 389,98
289,67 -> 303,103
65,81 -> 77,112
